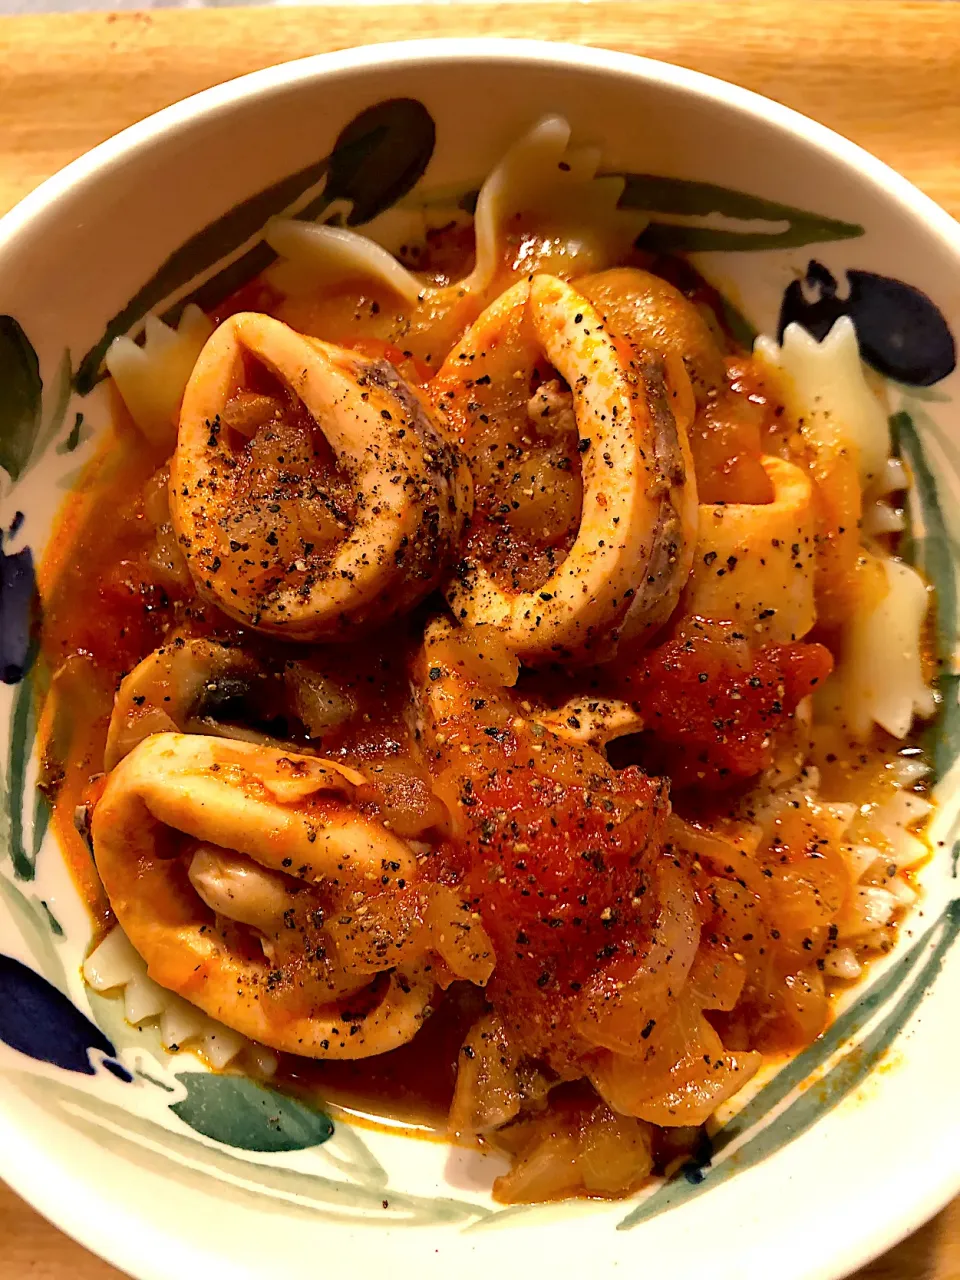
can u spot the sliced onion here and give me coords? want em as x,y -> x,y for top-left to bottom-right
822,947 -> 862,980
685,943 -> 746,1012
148,522 -> 192,590
625,1049 -> 760,1127
142,465 -> 172,527
578,859 -> 700,1054
425,886 -> 495,985
221,391 -> 284,438
591,1028 -> 761,1128
448,624 -> 521,689
449,1012 -> 521,1136
492,1129 -> 579,1203
491,1104 -> 654,1203
355,758 -> 449,838
578,1108 -> 654,1196
331,892 -> 423,975
38,654 -> 114,796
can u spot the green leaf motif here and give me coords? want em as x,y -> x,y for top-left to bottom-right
72,159 -> 330,393
0,316 -> 42,484
710,290 -> 758,349
56,412 -> 85,455
170,1073 -> 334,1153
637,221 -> 863,255
31,349 -> 73,464
11,1070 -> 492,1228
619,174 -> 864,255
38,898 -> 62,936
7,676 -> 39,881
890,409 -> 960,782
74,98 -> 436,392
0,875 -> 68,992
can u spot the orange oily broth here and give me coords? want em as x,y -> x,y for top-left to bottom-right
279,981 -> 489,1134
35,229 -> 935,1184
39,395 -> 176,929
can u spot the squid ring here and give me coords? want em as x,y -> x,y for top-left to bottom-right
171,312 -> 471,640
681,455 -> 817,644
96,732 -> 417,883
92,733 -> 433,1058
438,274 -> 697,664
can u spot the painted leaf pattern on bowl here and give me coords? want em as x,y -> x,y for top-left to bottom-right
170,1073 -> 335,1152
0,952 -> 123,1076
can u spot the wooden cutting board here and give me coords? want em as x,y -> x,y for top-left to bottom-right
0,2 -> 958,1277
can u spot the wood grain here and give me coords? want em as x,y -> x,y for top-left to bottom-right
0,3 -> 958,1278
1,1176 -> 958,1280
0,1 -> 959,220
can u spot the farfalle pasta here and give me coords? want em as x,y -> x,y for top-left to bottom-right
40,116 -> 937,1207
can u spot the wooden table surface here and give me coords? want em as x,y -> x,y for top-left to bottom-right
0,1 -> 959,1275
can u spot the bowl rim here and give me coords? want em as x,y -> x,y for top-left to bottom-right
0,35 -> 958,1280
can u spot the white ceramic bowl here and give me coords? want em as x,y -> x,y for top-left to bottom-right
1,39 -> 959,1280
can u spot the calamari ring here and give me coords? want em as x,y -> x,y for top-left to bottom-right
92,733 -> 433,1058
436,274 -> 697,664
171,312 -> 471,639
97,732 -> 416,882
681,455 -> 817,644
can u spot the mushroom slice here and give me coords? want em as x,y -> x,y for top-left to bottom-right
434,274 -> 697,665
105,638 -> 360,769
171,312 -> 471,640
105,638 -> 266,769
91,733 -> 437,1058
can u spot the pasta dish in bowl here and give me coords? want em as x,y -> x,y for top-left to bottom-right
2,42 -> 959,1280
37,110 -> 940,1207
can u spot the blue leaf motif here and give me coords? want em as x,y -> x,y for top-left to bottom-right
0,514 -> 37,685
778,261 -> 956,386
0,952 -> 118,1074
74,97 -> 437,391
102,1059 -> 134,1083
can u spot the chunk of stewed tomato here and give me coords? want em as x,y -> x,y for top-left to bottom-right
447,720 -> 669,994
613,627 -> 832,788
